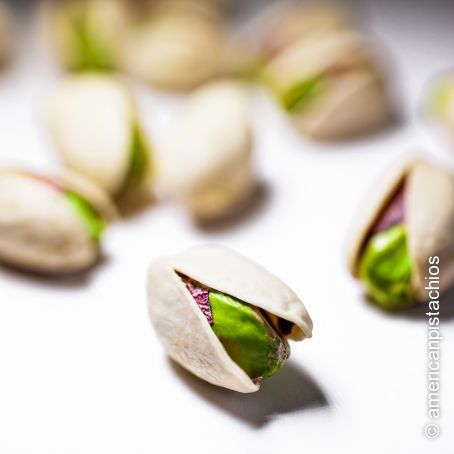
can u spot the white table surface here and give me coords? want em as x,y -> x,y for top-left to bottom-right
0,1 -> 453,453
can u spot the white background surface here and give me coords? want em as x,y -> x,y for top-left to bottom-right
0,1 -> 453,453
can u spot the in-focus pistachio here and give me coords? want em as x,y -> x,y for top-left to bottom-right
119,2 -> 227,90
49,0 -> 130,71
158,80 -> 256,221
0,169 -> 116,273
147,245 -> 312,393
348,157 -> 454,308
49,74 -> 153,199
263,29 -> 390,140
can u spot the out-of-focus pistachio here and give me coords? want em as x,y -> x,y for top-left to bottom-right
0,169 -> 117,274
157,80 -> 255,221
147,245 -> 312,392
348,157 -> 454,308
429,76 -> 454,133
0,1 -> 13,66
119,1 -> 227,90
49,0 -> 130,71
49,74 -> 153,199
263,29 -> 390,140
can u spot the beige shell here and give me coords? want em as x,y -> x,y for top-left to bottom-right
264,29 -> 389,140
119,4 -> 226,90
48,0 -> 131,70
0,1 -> 12,66
147,245 -> 313,393
0,169 -> 116,274
49,74 -> 151,196
158,80 -> 255,221
347,157 -> 454,301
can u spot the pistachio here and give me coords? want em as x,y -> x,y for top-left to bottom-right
49,74 -> 153,199
147,245 -> 312,393
429,76 -> 454,133
348,157 -> 454,307
0,169 -> 116,274
0,1 -> 12,66
49,0 -> 130,71
157,80 -> 255,221
263,29 -> 390,140
119,2 -> 226,90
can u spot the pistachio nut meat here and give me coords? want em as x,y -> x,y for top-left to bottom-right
48,0 -> 131,71
0,1 -> 13,66
428,75 -> 454,135
147,245 -> 313,392
348,157 -> 454,309
263,29 -> 390,140
0,169 -> 117,274
157,80 -> 256,221
49,74 -> 153,199
119,1 -> 226,90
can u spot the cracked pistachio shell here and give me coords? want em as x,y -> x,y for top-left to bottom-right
158,80 -> 255,221
348,157 -> 454,301
49,74 -> 152,197
264,29 -> 389,140
119,4 -> 226,90
0,169 -> 117,274
147,245 -> 312,393
0,1 -> 12,66
49,0 -> 130,71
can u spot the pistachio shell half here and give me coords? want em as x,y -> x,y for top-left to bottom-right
0,169 -> 116,274
49,74 -> 153,198
158,80 -> 255,221
147,245 -> 312,393
347,157 -> 454,305
263,29 -> 389,140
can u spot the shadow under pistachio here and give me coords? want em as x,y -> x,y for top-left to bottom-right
195,181 -> 271,234
168,358 -> 329,428
116,190 -> 157,220
0,254 -> 110,289
364,286 -> 454,321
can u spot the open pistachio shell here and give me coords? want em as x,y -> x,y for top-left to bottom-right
264,29 -> 389,140
158,80 -> 255,221
348,157 -> 454,302
0,1 -> 12,66
147,245 -> 312,393
119,3 -> 226,90
49,74 -> 152,198
48,0 -> 130,71
0,169 -> 117,274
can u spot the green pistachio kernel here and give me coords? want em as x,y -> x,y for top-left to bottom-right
209,291 -> 290,381
282,76 -> 324,113
65,191 -> 106,242
122,123 -> 150,192
359,224 -> 413,309
71,12 -> 114,71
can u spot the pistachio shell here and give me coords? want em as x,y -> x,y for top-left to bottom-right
119,5 -> 225,90
264,29 -> 389,139
158,80 -> 255,220
0,169 -> 116,274
347,157 -> 454,302
49,74 -> 151,196
0,1 -> 12,65
147,245 -> 312,393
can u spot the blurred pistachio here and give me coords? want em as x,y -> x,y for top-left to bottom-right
157,80 -> 255,221
348,158 -> 454,308
147,245 -> 312,392
263,29 -> 390,140
0,169 -> 117,274
119,1 -> 227,90
49,74 -> 153,200
50,0 -> 131,71
429,76 -> 454,133
0,1 -> 13,66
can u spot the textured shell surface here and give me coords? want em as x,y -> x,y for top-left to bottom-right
147,245 -> 312,392
0,170 -> 102,273
49,74 -> 136,195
